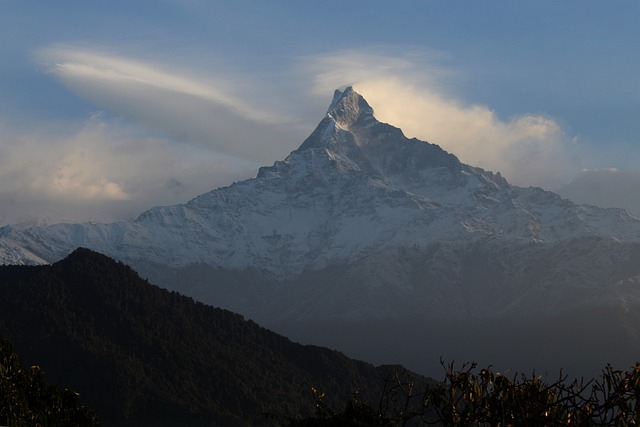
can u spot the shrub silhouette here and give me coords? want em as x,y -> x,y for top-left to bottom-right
288,359 -> 640,426
0,339 -> 101,427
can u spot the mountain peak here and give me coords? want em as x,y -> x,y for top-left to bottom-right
290,86 -> 465,182
295,87 -> 383,155
326,86 -> 376,130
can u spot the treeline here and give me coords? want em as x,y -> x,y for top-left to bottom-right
5,337 -> 640,427
0,339 -> 101,426
288,359 -> 640,426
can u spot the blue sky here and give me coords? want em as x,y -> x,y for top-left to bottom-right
1,1 -> 639,224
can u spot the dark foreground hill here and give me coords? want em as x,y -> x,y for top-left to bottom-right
0,248 -> 428,426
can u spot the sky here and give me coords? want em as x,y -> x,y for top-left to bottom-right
1,1 -> 639,225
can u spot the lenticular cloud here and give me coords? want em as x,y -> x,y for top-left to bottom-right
35,45 -> 300,162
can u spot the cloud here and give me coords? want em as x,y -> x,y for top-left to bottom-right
42,48 -> 284,124
19,43 -> 630,227
37,45 -> 581,191
0,115 -> 256,226
301,49 -> 577,190
35,45 -> 306,163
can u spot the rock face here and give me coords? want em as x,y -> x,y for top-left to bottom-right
3,87 -> 640,376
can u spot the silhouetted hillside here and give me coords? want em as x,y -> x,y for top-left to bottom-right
0,248 -> 429,426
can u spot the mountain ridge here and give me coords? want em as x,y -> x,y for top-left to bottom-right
2,88 -> 640,345
3,87 -> 638,274
0,247 -> 428,426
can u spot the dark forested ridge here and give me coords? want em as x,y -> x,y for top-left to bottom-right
0,248 -> 429,426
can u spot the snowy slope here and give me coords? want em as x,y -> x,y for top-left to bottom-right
2,87 -> 640,323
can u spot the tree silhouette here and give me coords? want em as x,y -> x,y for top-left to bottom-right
0,339 -> 101,427
287,359 -> 640,426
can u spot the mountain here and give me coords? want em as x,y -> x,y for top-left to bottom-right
2,87 -> 640,376
0,248 -> 428,426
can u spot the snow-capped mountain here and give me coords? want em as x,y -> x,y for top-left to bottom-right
3,87 -> 640,375
3,87 -> 639,269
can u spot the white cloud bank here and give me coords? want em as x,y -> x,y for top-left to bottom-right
0,116 -> 255,225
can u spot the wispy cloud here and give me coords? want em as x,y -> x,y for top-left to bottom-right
42,47 -> 285,124
301,49 -> 578,190
35,45 -> 305,163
